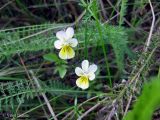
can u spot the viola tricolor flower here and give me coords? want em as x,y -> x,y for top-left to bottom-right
75,60 -> 98,90
54,27 -> 78,59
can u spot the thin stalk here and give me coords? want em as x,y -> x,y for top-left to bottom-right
17,96 -> 61,119
84,25 -> 88,59
29,70 -> 57,120
88,2 -> 112,87
95,21 -> 112,87
158,67 -> 160,78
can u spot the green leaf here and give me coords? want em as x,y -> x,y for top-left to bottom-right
43,53 -> 59,62
57,66 -> 67,79
124,76 -> 160,120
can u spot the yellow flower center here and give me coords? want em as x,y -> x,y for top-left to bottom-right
76,76 -> 89,90
79,76 -> 89,84
59,45 -> 75,59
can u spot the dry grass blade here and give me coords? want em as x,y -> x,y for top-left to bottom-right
144,0 -> 156,52
29,70 -> 58,120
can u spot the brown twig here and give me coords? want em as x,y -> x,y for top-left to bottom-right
77,98 -> 108,120
104,13 -> 120,24
62,96 -> 99,120
29,70 -> 58,120
123,46 -> 158,117
0,0 -> 14,11
18,55 -> 50,119
106,0 -> 134,28
99,0 -> 108,20
124,0 -> 155,116
143,0 -> 155,52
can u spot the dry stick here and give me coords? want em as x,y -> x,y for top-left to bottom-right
123,46 -> 158,117
104,99 -> 117,120
99,0 -> 108,20
0,0 -> 14,10
103,13 -> 120,24
123,74 -> 140,116
78,104 -> 101,120
73,10 -> 86,25
62,96 -> 99,120
29,70 -> 58,120
11,9 -> 87,119
106,107 -> 116,120
124,0 -> 155,116
144,0 -> 155,52
13,9 -> 87,119
77,98 -> 108,120
32,10 -> 86,119
106,0 -> 135,29
104,0 -> 155,118
18,55 -> 50,119
139,4 -> 158,26
109,44 -> 158,119
11,101 -> 23,120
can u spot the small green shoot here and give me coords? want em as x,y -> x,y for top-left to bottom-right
43,53 -> 68,78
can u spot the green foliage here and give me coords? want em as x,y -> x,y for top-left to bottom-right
43,53 -> 60,62
0,21 -> 132,112
78,21 -> 132,71
54,65 -> 68,79
105,25 -> 131,71
0,80 -> 33,111
79,0 -> 132,72
43,53 -> 67,65
0,79 -> 61,110
0,0 -> 158,119
43,53 -> 68,78
0,79 -> 76,111
0,78 -> 106,112
0,23 -> 66,59
119,0 -> 128,25
0,21 -> 132,71
124,76 -> 160,120
131,0 -> 148,26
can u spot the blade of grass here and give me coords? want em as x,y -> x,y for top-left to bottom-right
88,0 -> 112,87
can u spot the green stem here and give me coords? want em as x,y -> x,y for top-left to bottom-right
84,24 -> 88,59
158,67 -> 160,78
88,3 -> 112,87
96,21 -> 112,87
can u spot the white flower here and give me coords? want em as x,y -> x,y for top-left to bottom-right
75,60 -> 98,90
54,27 -> 78,59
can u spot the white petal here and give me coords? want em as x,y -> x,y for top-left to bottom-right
54,40 -> 63,49
76,76 -> 89,90
66,27 -> 74,39
75,67 -> 84,76
82,60 -> 89,72
88,72 -> 95,81
88,64 -> 97,73
68,38 -> 78,47
56,31 -> 67,41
